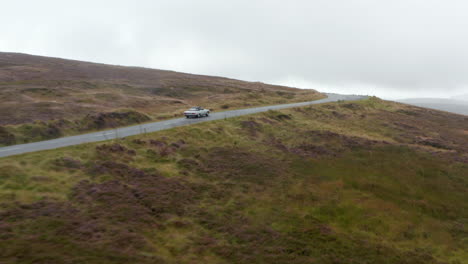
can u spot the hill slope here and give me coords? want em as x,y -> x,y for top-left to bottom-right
0,52 -> 323,145
1,98 -> 467,263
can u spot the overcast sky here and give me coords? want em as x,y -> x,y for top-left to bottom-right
1,0 -> 467,99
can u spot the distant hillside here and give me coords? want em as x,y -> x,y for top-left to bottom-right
0,52 -> 323,145
1,98 -> 467,263
397,98 -> 468,115
0,52 -> 323,125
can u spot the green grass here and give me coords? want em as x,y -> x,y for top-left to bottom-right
0,98 -> 467,263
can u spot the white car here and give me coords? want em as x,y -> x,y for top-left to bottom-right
184,106 -> 210,118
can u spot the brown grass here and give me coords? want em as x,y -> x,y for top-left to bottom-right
0,52 -> 324,126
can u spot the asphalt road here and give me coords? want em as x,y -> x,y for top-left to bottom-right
0,93 -> 367,158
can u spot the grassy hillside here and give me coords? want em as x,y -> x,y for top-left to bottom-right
0,98 -> 467,263
0,52 -> 323,145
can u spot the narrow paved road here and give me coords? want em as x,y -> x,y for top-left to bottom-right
0,93 -> 367,158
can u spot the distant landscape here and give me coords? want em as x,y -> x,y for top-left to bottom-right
0,52 -> 323,146
397,97 -> 468,115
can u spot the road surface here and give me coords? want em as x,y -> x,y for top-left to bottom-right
0,93 -> 367,158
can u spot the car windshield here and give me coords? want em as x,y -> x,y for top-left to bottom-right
188,107 -> 198,111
